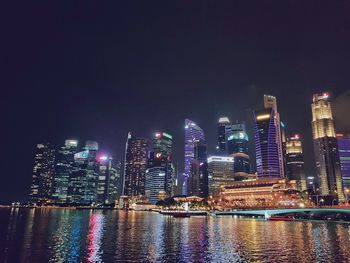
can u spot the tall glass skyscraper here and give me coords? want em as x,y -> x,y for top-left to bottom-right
336,134 -> 350,191
217,117 -> 231,153
285,134 -> 306,191
254,95 -> 284,178
207,156 -> 235,197
188,139 -> 208,197
145,132 -> 175,203
29,142 -> 56,204
184,119 -> 205,195
123,132 -> 148,197
227,122 -> 250,175
52,140 -> 78,203
311,92 -> 344,201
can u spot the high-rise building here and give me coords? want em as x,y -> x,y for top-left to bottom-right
145,132 -> 175,203
29,142 -> 56,204
184,119 -> 205,195
66,141 -> 99,204
97,156 -> 122,204
188,140 -> 208,197
207,156 -> 235,197
217,117 -> 231,153
67,150 -> 89,204
123,133 -> 148,197
145,166 -> 166,204
336,134 -> 350,190
52,140 -> 78,203
254,95 -> 284,178
227,123 -> 250,175
285,134 -> 307,191
311,92 -> 344,201
83,141 -> 99,204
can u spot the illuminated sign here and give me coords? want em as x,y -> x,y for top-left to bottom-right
162,132 -> 172,139
155,133 -> 161,138
74,150 -> 89,160
99,156 -> 108,161
256,114 -> 270,121
207,156 -> 234,163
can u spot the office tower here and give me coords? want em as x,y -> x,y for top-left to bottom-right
285,135 -> 307,191
83,141 -> 99,204
184,119 -> 205,195
254,95 -> 284,178
145,166 -> 166,204
67,150 -> 89,204
188,140 -> 208,197
207,156 -> 235,197
145,132 -> 175,204
97,156 -> 122,205
97,155 -> 111,204
227,122 -> 250,175
153,132 -> 175,196
123,133 -> 148,196
217,117 -> 231,153
107,160 -> 122,204
29,142 -> 55,204
336,134 -> 350,190
52,140 -> 78,203
311,92 -> 344,201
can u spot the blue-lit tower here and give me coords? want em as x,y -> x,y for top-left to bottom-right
184,119 -> 205,195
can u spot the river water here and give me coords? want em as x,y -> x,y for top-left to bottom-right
0,208 -> 349,262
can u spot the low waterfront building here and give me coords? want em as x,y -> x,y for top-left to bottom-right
219,178 -> 301,208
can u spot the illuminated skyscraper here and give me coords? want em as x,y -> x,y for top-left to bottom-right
29,142 -> 56,204
217,117 -> 231,153
123,133 -> 148,197
67,149 -> 89,203
188,140 -> 208,197
97,156 -> 122,204
184,119 -> 205,195
145,132 -> 175,203
208,156 -> 235,197
227,122 -> 250,175
66,141 -> 99,204
83,141 -> 99,204
285,134 -> 306,191
52,140 -> 78,203
336,134 -> 350,190
254,95 -> 284,178
311,92 -> 344,201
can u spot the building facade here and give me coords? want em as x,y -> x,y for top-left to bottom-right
188,140 -> 208,197
311,92 -> 344,201
207,156 -> 235,197
184,119 -> 205,195
227,122 -> 250,175
285,135 -> 307,191
336,134 -> 350,190
217,117 -> 231,153
29,142 -> 56,204
52,140 -> 78,203
123,133 -> 148,197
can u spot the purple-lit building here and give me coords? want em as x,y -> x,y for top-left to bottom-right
254,108 -> 282,178
337,134 -> 350,190
184,119 -> 205,195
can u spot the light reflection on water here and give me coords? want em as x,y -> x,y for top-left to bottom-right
0,208 -> 350,262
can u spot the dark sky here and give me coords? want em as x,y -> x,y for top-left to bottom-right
2,1 -> 350,202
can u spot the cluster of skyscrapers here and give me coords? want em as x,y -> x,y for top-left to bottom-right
29,92 -> 350,206
29,140 -> 122,205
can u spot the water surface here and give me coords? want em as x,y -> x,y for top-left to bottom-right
0,208 -> 349,262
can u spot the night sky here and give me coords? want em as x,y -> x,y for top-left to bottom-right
2,1 -> 350,203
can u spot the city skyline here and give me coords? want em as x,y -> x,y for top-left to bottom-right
3,2 -> 350,203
